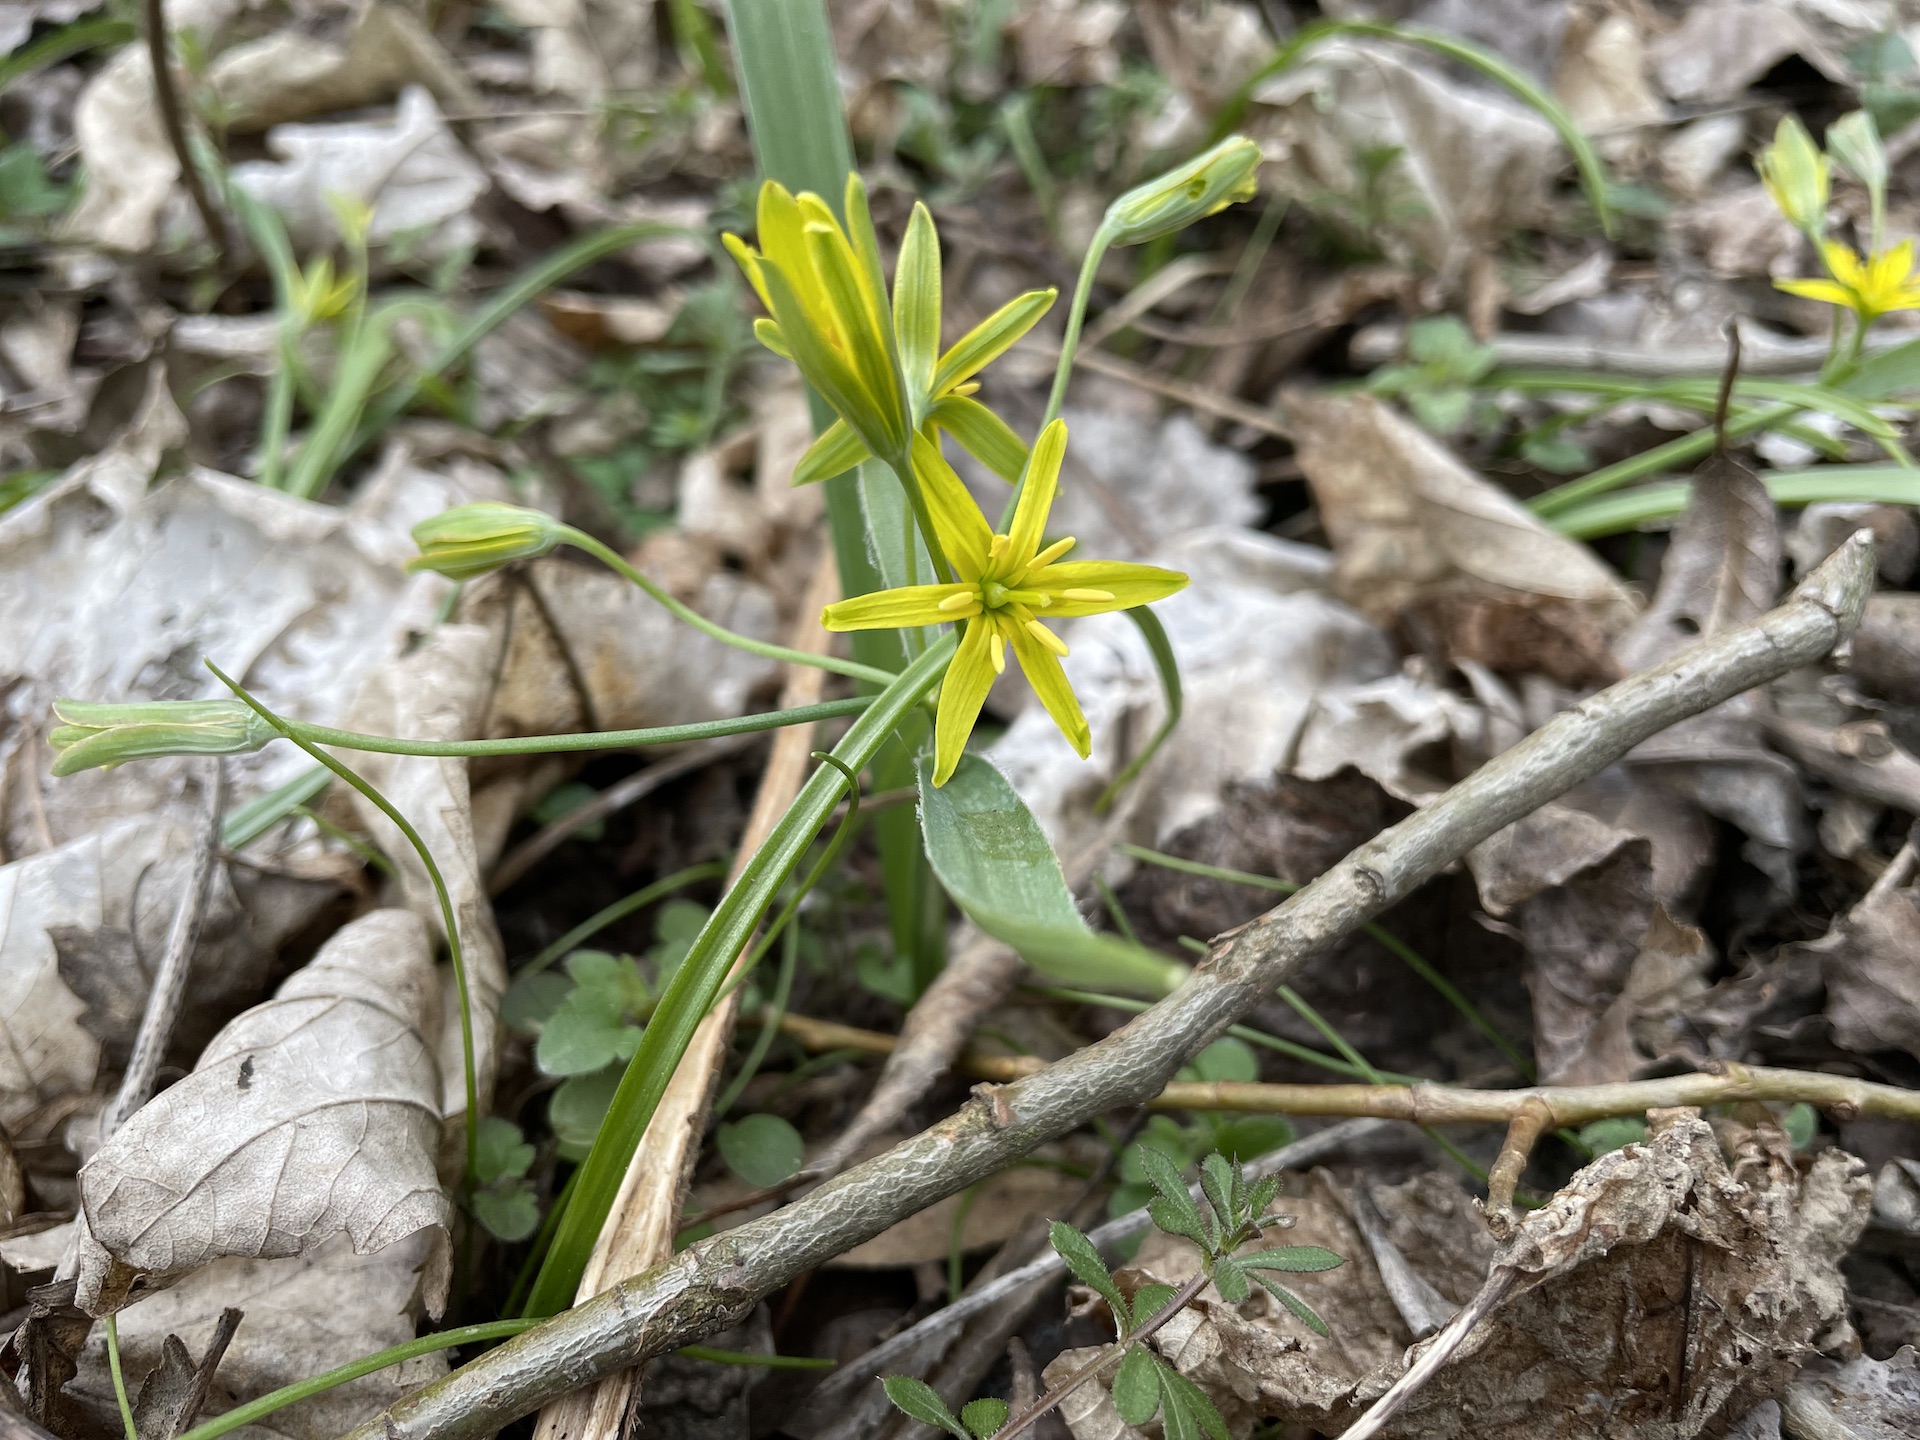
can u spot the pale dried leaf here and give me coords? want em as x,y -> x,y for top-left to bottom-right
1788,873 -> 1920,1057
1781,1348 -> 1920,1439
73,909 -> 451,1316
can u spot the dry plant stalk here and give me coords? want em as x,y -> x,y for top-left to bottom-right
531,555 -> 840,1440
337,534 -> 1876,1440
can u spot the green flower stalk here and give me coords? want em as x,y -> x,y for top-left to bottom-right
407,502 -> 566,581
49,699 -> 278,776
724,175 -> 1056,485
1104,135 -> 1263,246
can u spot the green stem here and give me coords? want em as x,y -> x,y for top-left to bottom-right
524,634 -> 956,1316
1529,402 -> 1800,516
174,1322 -> 536,1440
283,697 -> 873,761
560,527 -> 897,688
523,862 -> 730,976
1043,228 -> 1115,432
211,662 -> 483,1188
105,1315 -> 138,1440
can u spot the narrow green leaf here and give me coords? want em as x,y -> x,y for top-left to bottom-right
1251,1273 -> 1332,1337
1135,1143 -> 1197,1213
1245,1245 -> 1345,1274
960,1398 -> 1009,1438
1149,1195 -> 1211,1251
1112,1346 -> 1162,1426
1211,1257 -> 1250,1304
1547,464 -> 1920,539
1158,1364 -> 1230,1440
1130,1282 -> 1178,1330
1199,1154 -> 1235,1228
881,1377 -> 969,1440
918,754 -> 1189,996
929,394 -> 1028,481
1049,1220 -> 1127,1319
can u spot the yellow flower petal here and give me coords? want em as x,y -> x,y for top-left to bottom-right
1775,277 -> 1857,309
928,394 -> 1027,481
792,418 -> 870,484
1028,561 -> 1189,616
1008,618 -> 1089,758
1007,418 -> 1066,568
910,429 -> 994,583
933,617 -> 998,785
722,232 -> 772,312
893,201 -> 942,400
805,221 -> 906,450
823,583 -> 977,631
930,288 -> 1056,396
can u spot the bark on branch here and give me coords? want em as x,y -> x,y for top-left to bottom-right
336,533 -> 1876,1440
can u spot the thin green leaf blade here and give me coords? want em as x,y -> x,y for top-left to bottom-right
881,1377 -> 969,1440
1049,1220 -> 1127,1318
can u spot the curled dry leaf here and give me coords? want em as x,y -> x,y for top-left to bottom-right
1782,857 -> 1920,1059
1289,391 -> 1636,686
73,909 -> 451,1317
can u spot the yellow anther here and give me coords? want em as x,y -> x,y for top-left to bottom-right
1059,588 -> 1114,603
989,631 -> 1006,674
1025,620 -> 1070,657
938,590 -> 979,612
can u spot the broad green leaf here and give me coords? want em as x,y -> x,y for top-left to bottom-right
474,1116 -> 535,1184
1251,1273 -> 1331,1337
501,971 -> 572,1032
1130,1282 -> 1178,1329
716,1113 -> 805,1187
918,755 -> 1189,995
1842,335 -> 1920,398
1784,1102 -> 1818,1150
1112,1346 -> 1161,1425
548,1068 -> 621,1159
960,1398 -> 1009,1438
1049,1220 -> 1127,1319
1211,1116 -> 1295,1165
472,1183 -> 540,1242
1185,1038 -> 1257,1084
1245,1245 -> 1344,1274
881,1376 -> 969,1439
536,991 -> 644,1077
929,395 -> 1028,481
1576,1116 -> 1647,1156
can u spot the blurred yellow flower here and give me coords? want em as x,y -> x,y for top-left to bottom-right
822,420 -> 1188,784
1778,240 -> 1920,321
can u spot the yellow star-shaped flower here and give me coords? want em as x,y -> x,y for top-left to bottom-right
823,420 -> 1188,784
724,177 -> 1055,485
1777,239 -> 1920,320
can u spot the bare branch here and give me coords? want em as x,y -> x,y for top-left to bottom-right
334,533 -> 1875,1440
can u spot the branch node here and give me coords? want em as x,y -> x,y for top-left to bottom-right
970,1082 -> 1020,1128
1482,1097 -> 1554,1239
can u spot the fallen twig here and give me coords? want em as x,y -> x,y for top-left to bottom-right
100,760 -> 227,1142
335,535 -> 1876,1440
761,1010 -> 1920,1128
141,0 -> 227,265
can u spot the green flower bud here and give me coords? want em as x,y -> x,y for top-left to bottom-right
408,503 -> 564,581
48,699 -> 278,777
1757,115 -> 1829,238
1104,136 -> 1263,247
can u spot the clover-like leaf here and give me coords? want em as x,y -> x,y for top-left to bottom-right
548,1068 -> 621,1159
472,1181 -> 539,1242
535,992 -> 644,1077
500,970 -> 571,1032
1049,1220 -> 1127,1321
960,1397 -> 1009,1438
716,1113 -> 805,1188
473,1116 -> 535,1184
881,1376 -> 968,1439
1111,1345 -> 1162,1426
1183,1038 -> 1257,1084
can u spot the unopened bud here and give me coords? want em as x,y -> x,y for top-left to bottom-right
1757,115 -> 1829,237
408,503 -> 564,581
1105,136 -> 1263,247
49,699 -> 277,777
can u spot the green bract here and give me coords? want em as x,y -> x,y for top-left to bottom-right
406,502 -> 564,581
725,175 -> 1055,484
1104,136 -> 1262,247
48,698 -> 278,776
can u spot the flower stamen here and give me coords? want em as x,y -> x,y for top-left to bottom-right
1025,620 -> 1070,657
